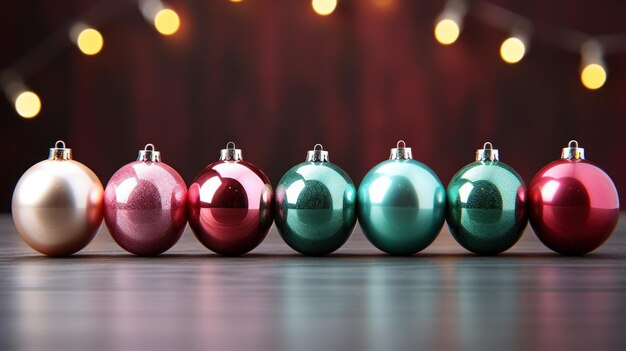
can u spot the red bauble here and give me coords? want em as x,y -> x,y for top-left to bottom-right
529,142 -> 619,255
188,143 -> 273,255
104,144 -> 188,256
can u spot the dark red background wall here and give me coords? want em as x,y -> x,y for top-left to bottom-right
2,0 -> 626,212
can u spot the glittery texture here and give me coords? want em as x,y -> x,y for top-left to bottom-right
357,159 -> 446,255
188,160 -> 274,256
447,161 -> 528,255
529,159 -> 620,255
275,162 -> 357,256
104,161 -> 188,256
12,159 -> 104,256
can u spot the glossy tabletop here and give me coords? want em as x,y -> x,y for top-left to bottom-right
1,214 -> 626,351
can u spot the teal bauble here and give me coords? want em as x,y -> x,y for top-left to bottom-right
446,142 -> 528,255
357,141 -> 446,255
275,144 -> 357,256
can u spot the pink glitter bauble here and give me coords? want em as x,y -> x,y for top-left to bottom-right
104,145 -> 187,256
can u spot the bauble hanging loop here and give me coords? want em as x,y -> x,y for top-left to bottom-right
12,140 -> 104,256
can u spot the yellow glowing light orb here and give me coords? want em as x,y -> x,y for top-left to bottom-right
312,0 -> 338,16
77,28 -> 103,55
434,19 -> 460,45
229,0 -> 244,2
500,37 -> 526,64
154,9 -> 180,35
15,91 -> 41,118
581,63 -> 607,90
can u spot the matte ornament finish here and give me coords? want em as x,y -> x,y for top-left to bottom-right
188,149 -> 274,256
358,160 -> 446,255
12,142 -> 104,256
447,161 -> 528,255
104,146 -> 187,256
529,159 -> 619,255
275,152 -> 357,256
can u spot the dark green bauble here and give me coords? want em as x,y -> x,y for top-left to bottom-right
446,144 -> 528,255
275,146 -> 357,256
357,142 -> 446,255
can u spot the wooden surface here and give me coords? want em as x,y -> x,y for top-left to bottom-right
1,214 -> 626,351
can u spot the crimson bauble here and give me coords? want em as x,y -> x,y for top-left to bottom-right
188,143 -> 273,255
529,141 -> 619,255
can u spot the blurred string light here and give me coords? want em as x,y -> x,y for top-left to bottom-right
500,36 -> 526,64
70,23 -> 104,55
435,0 -> 624,89
0,77 -> 42,119
434,0 -> 466,45
312,0 -> 338,16
14,91 -> 42,118
2,0 -> 626,120
140,0 -> 181,36
580,40 -> 607,90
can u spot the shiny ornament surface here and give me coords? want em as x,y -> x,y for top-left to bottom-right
529,141 -> 619,255
104,144 -> 187,256
12,141 -> 104,256
275,144 -> 357,256
357,141 -> 446,255
188,143 -> 273,256
446,142 -> 528,255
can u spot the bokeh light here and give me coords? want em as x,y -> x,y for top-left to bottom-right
312,0 -> 338,16
500,37 -> 526,64
154,8 -> 180,35
580,63 -> 607,90
14,91 -> 41,118
434,19 -> 460,45
76,28 -> 103,55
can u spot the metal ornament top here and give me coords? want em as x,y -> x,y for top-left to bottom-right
220,142 -> 243,161
389,140 -> 413,160
306,144 -> 329,162
561,140 -> 585,160
476,142 -> 499,162
49,140 -> 72,160
137,143 -> 161,162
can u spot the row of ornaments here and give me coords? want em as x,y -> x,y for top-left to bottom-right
12,139 -> 619,257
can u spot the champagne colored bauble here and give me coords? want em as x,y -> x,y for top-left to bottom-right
12,141 -> 104,256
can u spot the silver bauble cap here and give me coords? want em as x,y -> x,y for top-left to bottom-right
306,144 -> 329,162
389,140 -> 413,160
137,143 -> 161,162
49,140 -> 72,160
561,140 -> 585,160
476,142 -> 499,161
220,142 -> 243,161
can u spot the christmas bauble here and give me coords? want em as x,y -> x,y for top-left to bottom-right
529,140 -> 619,255
446,142 -> 528,255
188,142 -> 274,256
357,141 -> 446,255
12,141 -> 104,256
104,144 -> 187,256
275,144 -> 357,256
